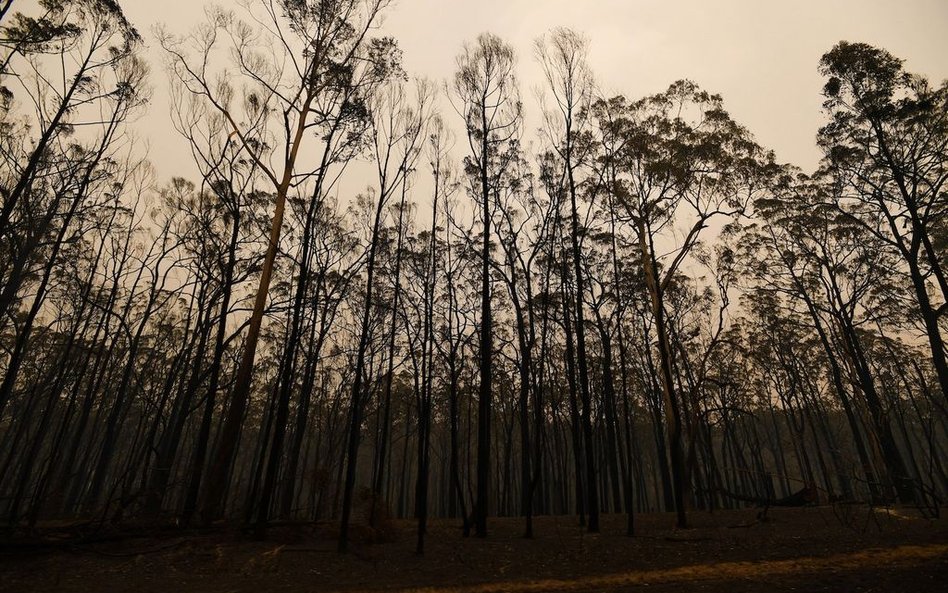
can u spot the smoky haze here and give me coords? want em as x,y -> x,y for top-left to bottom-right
4,0 -> 948,590
126,0 -> 948,180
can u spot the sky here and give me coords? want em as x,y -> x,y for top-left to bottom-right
122,0 -> 948,181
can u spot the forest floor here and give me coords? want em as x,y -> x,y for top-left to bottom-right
1,506 -> 946,592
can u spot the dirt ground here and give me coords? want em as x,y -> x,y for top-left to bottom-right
1,507 -> 946,592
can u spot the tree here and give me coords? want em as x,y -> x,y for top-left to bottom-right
452,32 -> 521,537
536,27 -> 601,532
752,174 -> 916,502
160,0 -> 396,523
0,0 -> 144,345
593,81 -> 768,527
338,77 -> 429,552
819,41 -> 948,404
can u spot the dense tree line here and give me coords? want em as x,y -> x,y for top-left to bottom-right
1,0 -> 946,551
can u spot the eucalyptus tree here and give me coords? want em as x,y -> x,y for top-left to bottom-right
752,176 -> 916,502
747,176 -> 878,500
83,178 -> 188,513
819,42 -> 948,403
254,39 -> 398,541
165,82 -> 269,525
453,32 -> 522,538
0,0 -> 143,263
493,142 -> 552,536
671,243 -> 741,511
436,174 -> 477,535
593,81 -> 768,527
589,116 -> 648,531
141,169 -> 265,521
536,155 -> 588,524
0,165 -> 139,526
744,293 -> 825,493
160,0 -> 397,523
278,197 -> 362,521
535,27 -> 603,532
50,190 -> 141,516
412,113 -> 455,552
366,85 -> 436,527
141,179 -> 221,518
583,230 -> 629,518
11,185 -> 128,526
0,2 -> 146,429
338,77 -> 430,552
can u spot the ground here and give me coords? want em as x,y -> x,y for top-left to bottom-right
1,507 -> 946,592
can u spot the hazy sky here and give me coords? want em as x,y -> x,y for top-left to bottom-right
123,0 -> 948,179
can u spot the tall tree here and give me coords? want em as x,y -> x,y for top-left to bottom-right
338,77 -> 429,552
160,0 -> 395,523
819,41 -> 948,404
536,27 -> 601,532
593,81 -> 767,527
453,32 -> 521,538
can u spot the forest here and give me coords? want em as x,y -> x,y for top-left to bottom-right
1,0 -> 947,591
